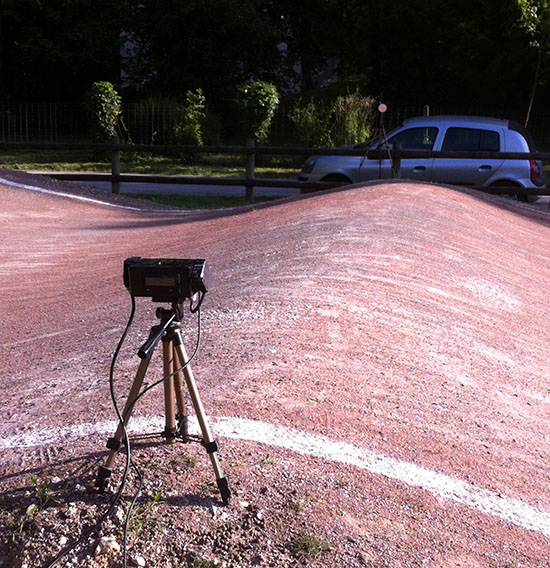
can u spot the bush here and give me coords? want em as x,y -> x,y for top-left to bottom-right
289,92 -> 375,147
288,99 -> 334,147
83,81 -> 122,142
235,81 -> 279,143
172,89 -> 206,146
331,92 -> 375,146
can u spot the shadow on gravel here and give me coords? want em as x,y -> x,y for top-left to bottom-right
80,188 -> 341,231
86,181 -> 550,232
0,437 -> 217,510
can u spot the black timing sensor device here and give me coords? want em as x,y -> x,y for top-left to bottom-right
123,257 -> 212,303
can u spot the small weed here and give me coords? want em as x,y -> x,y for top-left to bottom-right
9,515 -> 31,543
27,475 -> 61,514
191,559 -> 216,568
287,500 -> 302,513
129,491 -> 163,538
180,454 -> 199,469
261,451 -> 274,465
290,533 -> 330,560
0,505 -> 33,543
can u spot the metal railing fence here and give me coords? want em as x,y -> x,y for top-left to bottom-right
0,102 -> 85,143
3,100 -> 550,149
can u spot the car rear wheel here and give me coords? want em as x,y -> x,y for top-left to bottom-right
488,180 -> 527,202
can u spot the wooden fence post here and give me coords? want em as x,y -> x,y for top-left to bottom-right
245,138 -> 255,200
392,141 -> 401,179
111,135 -> 121,194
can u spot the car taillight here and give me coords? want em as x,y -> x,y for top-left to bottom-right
530,159 -> 542,181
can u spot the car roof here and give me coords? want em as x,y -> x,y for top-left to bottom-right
402,115 -> 509,128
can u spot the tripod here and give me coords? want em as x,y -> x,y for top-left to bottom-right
95,304 -> 231,505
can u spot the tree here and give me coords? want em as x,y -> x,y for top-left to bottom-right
124,0 -> 282,107
338,0 -> 528,111
0,0 -> 538,125
0,0 -> 132,100
264,0 -> 347,92
517,0 -> 550,125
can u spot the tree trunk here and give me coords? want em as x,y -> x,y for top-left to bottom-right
525,47 -> 542,128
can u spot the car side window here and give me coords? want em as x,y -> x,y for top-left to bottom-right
388,127 -> 438,150
441,128 -> 500,152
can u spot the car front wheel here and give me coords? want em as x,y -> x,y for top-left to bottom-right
320,174 -> 352,184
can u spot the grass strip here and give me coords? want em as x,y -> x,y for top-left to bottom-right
0,151 -> 302,177
127,194 -> 281,209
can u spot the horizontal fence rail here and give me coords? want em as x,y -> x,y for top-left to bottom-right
39,172 -> 338,192
1,141 -> 549,198
6,141 -> 550,160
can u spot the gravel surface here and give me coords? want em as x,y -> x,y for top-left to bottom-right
1,170 -> 549,567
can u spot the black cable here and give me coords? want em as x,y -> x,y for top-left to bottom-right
122,458 -> 144,568
109,295 -> 140,568
190,290 -> 206,313
43,296 -> 137,568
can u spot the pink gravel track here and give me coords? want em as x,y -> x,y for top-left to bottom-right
1,171 -> 549,566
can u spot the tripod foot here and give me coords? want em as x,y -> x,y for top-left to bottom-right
217,476 -> 231,506
163,426 -> 177,444
95,465 -> 112,492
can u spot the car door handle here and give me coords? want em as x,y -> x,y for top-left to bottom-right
479,165 -> 492,171
413,166 -> 426,172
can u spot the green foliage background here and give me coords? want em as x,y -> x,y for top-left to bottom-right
0,0 -> 547,124
289,93 -> 375,147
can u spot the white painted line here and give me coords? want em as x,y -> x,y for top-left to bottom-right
0,176 -> 177,212
3,415 -> 549,538
215,417 -> 550,539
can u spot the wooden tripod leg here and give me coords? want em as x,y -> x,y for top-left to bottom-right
95,351 -> 153,491
162,336 -> 177,443
172,332 -> 231,505
172,347 -> 188,440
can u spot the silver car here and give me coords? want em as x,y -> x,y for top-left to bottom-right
299,115 -> 546,199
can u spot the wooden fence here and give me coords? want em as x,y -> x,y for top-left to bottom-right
1,141 -> 550,199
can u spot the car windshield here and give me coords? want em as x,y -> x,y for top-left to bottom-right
371,126 -> 438,150
388,127 -> 438,150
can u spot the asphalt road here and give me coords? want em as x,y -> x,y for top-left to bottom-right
77,178 -> 550,208
77,179 -> 302,198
